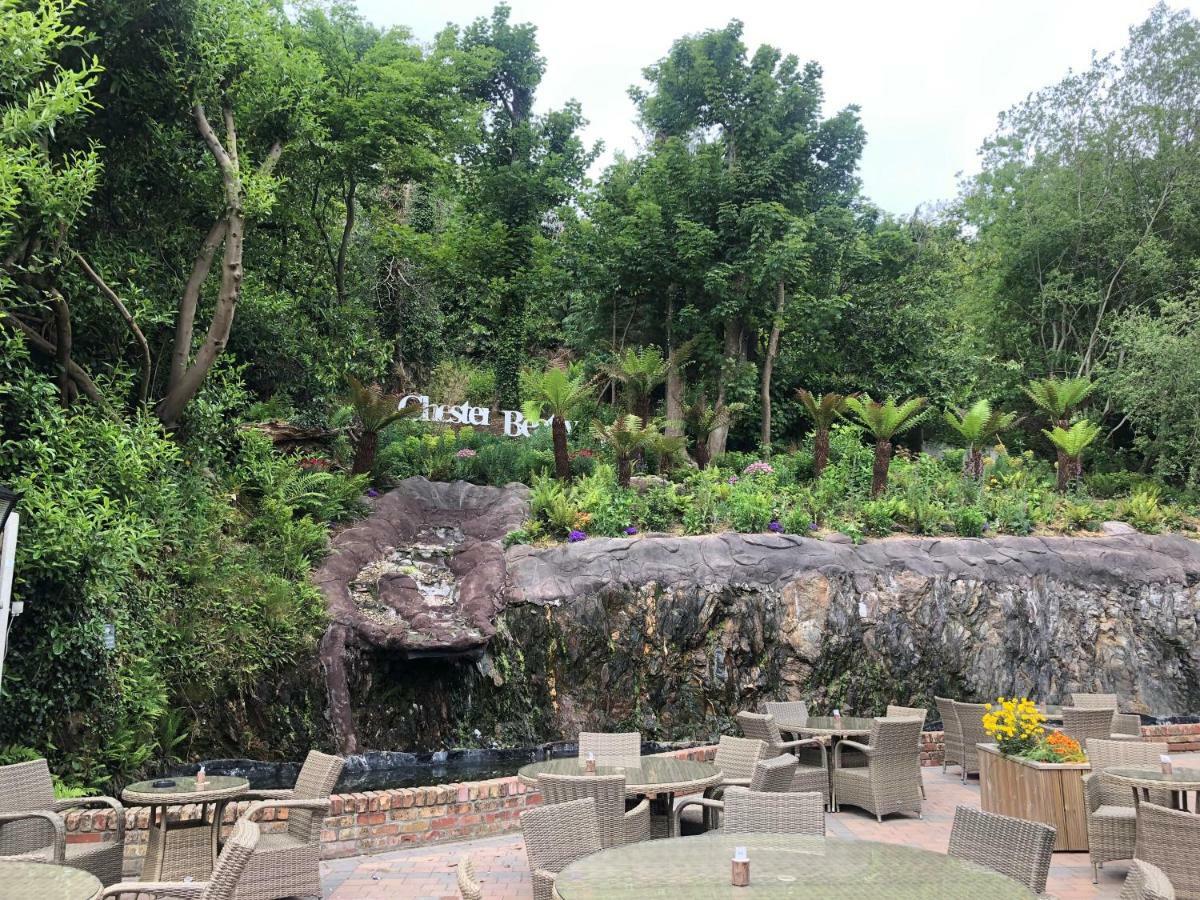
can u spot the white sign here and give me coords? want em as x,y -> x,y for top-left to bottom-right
398,395 -> 573,438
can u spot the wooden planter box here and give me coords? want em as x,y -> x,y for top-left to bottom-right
977,742 -> 1090,851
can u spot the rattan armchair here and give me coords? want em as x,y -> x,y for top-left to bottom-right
1084,738 -> 1171,883
935,696 -> 964,776
1122,860 -> 1177,900
762,700 -> 808,723
577,732 -> 640,761
948,805 -> 1056,896
101,818 -> 259,900
521,797 -> 602,900
1134,802 -> 1200,900
537,773 -> 649,848
887,704 -> 928,798
723,787 -> 825,835
457,854 -> 483,900
736,711 -> 830,806
673,753 -> 799,834
831,717 -> 924,822
1063,706 -> 1137,744
232,749 -> 343,900
0,758 -> 125,885
674,736 -> 766,835
1072,692 -> 1120,708
953,701 -> 990,783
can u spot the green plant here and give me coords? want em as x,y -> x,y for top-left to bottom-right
521,367 -> 594,481
943,399 -> 1017,480
1044,419 -> 1102,492
600,346 -> 667,422
950,505 -> 987,537
1117,486 -> 1166,532
590,414 -> 661,486
528,474 -> 582,536
796,389 -> 853,476
347,376 -> 421,475
844,395 -> 927,497
727,489 -> 774,532
682,397 -> 743,469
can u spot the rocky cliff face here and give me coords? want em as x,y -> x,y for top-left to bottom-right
316,481 -> 1200,751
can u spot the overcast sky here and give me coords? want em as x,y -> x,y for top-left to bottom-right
356,0 -> 1163,214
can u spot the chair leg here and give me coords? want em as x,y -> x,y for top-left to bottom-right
876,814 -> 883,823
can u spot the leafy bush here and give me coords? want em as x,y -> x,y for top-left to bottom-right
950,505 -> 987,537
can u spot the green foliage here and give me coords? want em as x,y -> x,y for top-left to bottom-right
1025,377 -> 1094,424
844,395 -> 927,440
1044,420 -> 1102,458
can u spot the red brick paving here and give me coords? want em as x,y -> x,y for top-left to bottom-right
322,756 -> 1200,899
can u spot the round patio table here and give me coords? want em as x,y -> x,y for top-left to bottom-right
774,715 -> 874,738
553,833 -> 1036,898
1104,766 -> 1200,812
123,775 -> 249,881
519,757 -> 721,838
0,860 -> 102,900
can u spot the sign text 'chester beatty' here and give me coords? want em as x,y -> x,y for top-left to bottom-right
398,394 -> 574,438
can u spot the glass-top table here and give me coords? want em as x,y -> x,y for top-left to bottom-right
0,861 -> 101,900
1104,766 -> 1200,812
554,833 -> 1036,898
517,757 -> 721,796
775,715 -> 875,738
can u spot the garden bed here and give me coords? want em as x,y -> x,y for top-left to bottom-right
977,742 -> 1090,851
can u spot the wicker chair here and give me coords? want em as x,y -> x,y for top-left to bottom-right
231,749 -> 343,900
674,736 -> 766,835
887,704 -> 928,798
722,787 -> 825,835
537,773 -> 649,849
1072,692 -> 1120,709
948,805 -> 1056,895
831,717 -> 924,822
1135,802 -> 1200,900
954,701 -> 990,783
577,732 -> 640,761
101,818 -> 259,900
1122,860 -> 1177,900
1063,707 -> 1135,745
736,711 -> 830,806
674,753 -> 799,834
762,700 -> 809,723
457,854 -> 483,900
521,797 -> 602,900
1084,738 -> 1171,883
936,696 -> 965,775
0,758 -> 125,886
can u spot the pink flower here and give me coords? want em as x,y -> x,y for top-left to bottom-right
742,461 -> 775,476
455,448 -> 477,459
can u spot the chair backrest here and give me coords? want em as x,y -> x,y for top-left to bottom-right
203,818 -> 260,900
953,701 -> 991,747
736,712 -> 785,754
866,717 -> 925,766
521,797 -> 601,876
1087,739 -> 1171,807
0,759 -> 57,855
1134,802 -> 1200,899
749,754 -> 798,793
1072,692 -> 1120,709
1122,859 -> 1177,900
577,732 -> 640,761
935,697 -> 962,741
713,736 -> 767,782
289,750 -> 344,842
886,704 -> 927,722
948,805 -> 1056,894
722,787 -> 824,835
762,700 -> 808,722
457,854 -> 483,900
537,773 -> 627,849
1062,707 -> 1116,745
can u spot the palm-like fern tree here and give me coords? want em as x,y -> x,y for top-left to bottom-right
682,398 -> 743,469
521,367 -> 593,481
796,389 -> 853,476
844,394 -> 927,497
943,400 -> 1018,480
591,414 -> 661,486
347,376 -> 421,475
601,346 -> 667,423
1025,375 -> 1094,490
1044,420 -> 1102,492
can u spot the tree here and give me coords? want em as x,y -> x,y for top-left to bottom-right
943,400 -> 1017,480
521,366 -> 593,480
591,414 -> 660,486
1025,375 -> 1094,490
844,395 -> 926,496
1045,420 -> 1102,492
600,345 -> 667,423
347,376 -> 419,474
682,397 -> 742,469
796,390 -> 852,476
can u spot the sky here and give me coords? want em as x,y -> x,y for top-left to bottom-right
356,0 -> 1163,214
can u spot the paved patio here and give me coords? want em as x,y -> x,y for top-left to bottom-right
321,761 -> 1196,899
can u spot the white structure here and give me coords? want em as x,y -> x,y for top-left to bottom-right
0,511 -> 21,692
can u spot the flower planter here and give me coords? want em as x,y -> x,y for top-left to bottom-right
977,742 -> 1090,851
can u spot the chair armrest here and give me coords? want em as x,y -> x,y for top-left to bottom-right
240,788 -> 296,801
0,810 -> 65,863
101,881 -> 206,899
1111,713 -> 1141,737
782,737 -> 829,769
54,794 -> 126,840
1083,773 -> 1103,814
833,740 -> 872,768
623,798 -> 650,843
671,796 -> 724,834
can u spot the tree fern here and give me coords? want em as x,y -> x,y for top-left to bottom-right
844,394 -> 926,496
944,399 -> 1017,479
797,389 -> 853,475
1044,419 -> 1102,491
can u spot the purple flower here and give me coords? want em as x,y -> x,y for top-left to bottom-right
768,520 -> 783,533
808,522 -> 818,531
624,526 -> 638,535
455,448 -> 477,459
982,522 -> 990,531
742,461 -> 775,476
727,476 -> 739,485
568,529 -> 587,543
366,488 -> 380,498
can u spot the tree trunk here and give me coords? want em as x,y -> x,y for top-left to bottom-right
965,447 -> 984,480
617,453 -> 632,487
813,427 -> 830,476
708,317 -> 743,459
351,430 -> 378,476
760,280 -> 786,448
871,439 -> 892,497
665,288 -> 684,438
334,176 -> 356,306
552,417 -> 570,481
